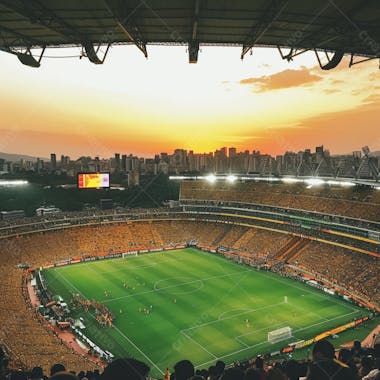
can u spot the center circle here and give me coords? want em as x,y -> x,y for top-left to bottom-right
154,276 -> 204,295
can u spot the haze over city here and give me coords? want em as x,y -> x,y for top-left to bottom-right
1,45 -> 380,159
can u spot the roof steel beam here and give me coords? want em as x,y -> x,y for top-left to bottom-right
189,0 -> 201,63
294,0 -> 372,52
241,0 -> 289,60
0,0 -> 104,64
103,0 -> 147,58
0,0 -> 81,41
0,24 -> 41,48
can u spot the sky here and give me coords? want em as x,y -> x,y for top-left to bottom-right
0,44 -> 379,159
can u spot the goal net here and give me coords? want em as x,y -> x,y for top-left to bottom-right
268,326 -> 292,343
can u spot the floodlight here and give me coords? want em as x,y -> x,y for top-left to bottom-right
205,174 -> 216,183
226,175 -> 237,183
0,180 -> 28,186
282,177 -> 300,184
340,182 -> 355,187
305,178 -> 325,186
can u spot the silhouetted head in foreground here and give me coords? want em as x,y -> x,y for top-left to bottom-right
50,364 -> 66,376
173,359 -> 195,380
31,366 -> 44,379
312,339 -> 335,360
10,372 -> 28,380
220,367 -> 244,380
49,372 -> 79,380
100,358 -> 150,380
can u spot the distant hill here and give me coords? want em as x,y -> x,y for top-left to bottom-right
370,151 -> 380,157
0,152 -> 49,162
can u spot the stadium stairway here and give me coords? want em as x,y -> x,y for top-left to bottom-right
211,225 -> 231,245
278,237 -> 303,261
232,229 -> 255,250
150,224 -> 164,247
272,236 -> 299,260
283,238 -> 310,263
219,227 -> 248,247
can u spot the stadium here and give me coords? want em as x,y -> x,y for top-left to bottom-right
0,178 -> 379,379
1,0 -> 380,379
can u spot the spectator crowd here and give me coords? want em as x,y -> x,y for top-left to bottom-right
1,340 -> 380,380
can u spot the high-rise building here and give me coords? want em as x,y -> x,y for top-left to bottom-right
229,147 -> 237,157
121,154 -> 127,172
160,152 -> 169,163
60,155 -> 70,168
36,158 -> 44,173
114,153 -> 120,172
315,145 -> 324,154
50,153 -> 57,170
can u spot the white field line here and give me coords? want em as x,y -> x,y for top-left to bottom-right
56,271 -> 164,376
54,270 -> 88,298
61,256 -> 170,274
236,320 -> 290,339
102,270 -> 251,303
194,309 -> 361,369
184,302 -> 285,332
288,301 -> 329,322
53,255 -> 362,373
194,249 -> 357,312
82,262 -> 159,275
235,336 -> 249,348
113,325 -> 164,376
253,269 -> 357,312
180,330 -> 217,359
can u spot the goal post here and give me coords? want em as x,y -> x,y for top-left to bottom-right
268,326 -> 292,343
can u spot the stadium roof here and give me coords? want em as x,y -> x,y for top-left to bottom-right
0,0 -> 379,67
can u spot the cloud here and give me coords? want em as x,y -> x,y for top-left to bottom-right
254,98 -> 380,156
362,94 -> 380,104
239,68 -> 323,92
223,135 -> 263,143
323,88 -> 341,94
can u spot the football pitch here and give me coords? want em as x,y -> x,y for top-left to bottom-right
42,248 -> 367,377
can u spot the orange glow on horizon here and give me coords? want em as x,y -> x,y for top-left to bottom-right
0,46 -> 379,158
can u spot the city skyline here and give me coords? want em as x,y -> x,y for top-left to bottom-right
1,46 -> 380,158
1,142 -> 378,163
2,143 -> 379,182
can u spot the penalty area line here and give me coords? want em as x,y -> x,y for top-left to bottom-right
113,325 -> 165,376
195,309 -> 361,369
180,330 -> 217,359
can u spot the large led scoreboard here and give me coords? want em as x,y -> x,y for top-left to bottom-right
77,172 -> 110,189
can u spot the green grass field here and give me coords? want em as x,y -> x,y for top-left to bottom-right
42,248 -> 369,377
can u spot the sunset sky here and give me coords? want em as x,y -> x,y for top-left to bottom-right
1,45 -> 379,159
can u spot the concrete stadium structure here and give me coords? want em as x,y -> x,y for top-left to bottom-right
0,0 -> 379,66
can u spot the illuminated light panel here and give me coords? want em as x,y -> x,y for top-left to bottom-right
0,180 -> 28,186
282,177 -> 300,184
205,174 -> 217,183
304,178 -> 325,186
77,173 -> 110,189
